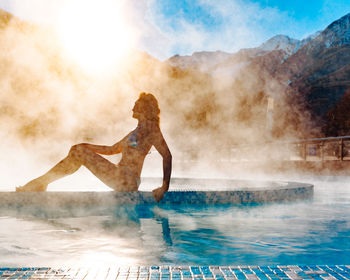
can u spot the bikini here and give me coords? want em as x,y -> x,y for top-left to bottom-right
119,126 -> 146,188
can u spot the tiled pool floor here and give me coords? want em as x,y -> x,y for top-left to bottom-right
1,265 -> 350,280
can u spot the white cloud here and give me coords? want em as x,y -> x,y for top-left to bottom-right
143,0 -> 300,59
0,0 -> 327,60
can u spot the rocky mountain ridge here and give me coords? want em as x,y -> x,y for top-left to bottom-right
169,13 -> 350,136
275,13 -> 350,135
168,32 -> 320,74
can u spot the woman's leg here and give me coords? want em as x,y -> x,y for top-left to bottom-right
16,144 -> 137,191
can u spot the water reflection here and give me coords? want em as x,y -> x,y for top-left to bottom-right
0,179 -> 350,266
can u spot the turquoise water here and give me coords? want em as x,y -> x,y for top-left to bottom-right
0,176 -> 349,267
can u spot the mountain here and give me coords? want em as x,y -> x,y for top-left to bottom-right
0,8 -> 32,30
169,33 -> 318,71
169,51 -> 232,73
169,13 -> 350,137
318,12 -> 350,48
257,35 -> 300,55
277,13 -> 350,80
240,33 -> 318,57
276,13 -> 350,134
0,9 -> 12,28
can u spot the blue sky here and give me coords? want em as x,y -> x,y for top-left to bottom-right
146,0 -> 350,58
153,0 -> 348,33
0,0 -> 349,60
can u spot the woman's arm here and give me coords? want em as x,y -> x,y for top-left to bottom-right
79,140 -> 123,155
152,130 -> 172,202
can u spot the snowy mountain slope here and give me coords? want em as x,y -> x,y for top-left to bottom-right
168,32 -> 319,78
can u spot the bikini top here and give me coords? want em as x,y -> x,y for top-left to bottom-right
126,125 -> 149,153
125,123 -> 156,154
127,129 -> 138,148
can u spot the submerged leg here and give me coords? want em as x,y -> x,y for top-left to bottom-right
16,144 -> 126,192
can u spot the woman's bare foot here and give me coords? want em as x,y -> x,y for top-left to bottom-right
16,180 -> 47,192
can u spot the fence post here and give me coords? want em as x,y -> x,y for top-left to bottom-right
340,138 -> 344,161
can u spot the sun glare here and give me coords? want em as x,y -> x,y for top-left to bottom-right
57,0 -> 135,74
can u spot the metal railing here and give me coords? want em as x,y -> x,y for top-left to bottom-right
229,136 -> 350,162
288,136 -> 350,161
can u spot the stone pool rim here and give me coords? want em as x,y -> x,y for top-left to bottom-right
0,179 -> 313,206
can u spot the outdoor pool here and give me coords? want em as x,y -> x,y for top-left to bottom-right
0,176 -> 349,267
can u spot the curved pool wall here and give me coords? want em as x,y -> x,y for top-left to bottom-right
0,178 -> 313,206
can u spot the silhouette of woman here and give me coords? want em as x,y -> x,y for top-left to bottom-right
16,93 -> 172,202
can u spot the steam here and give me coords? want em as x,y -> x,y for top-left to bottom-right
0,2 -> 319,190
0,3 -> 348,272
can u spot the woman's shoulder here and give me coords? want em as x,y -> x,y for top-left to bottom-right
148,121 -> 161,133
143,122 -> 162,141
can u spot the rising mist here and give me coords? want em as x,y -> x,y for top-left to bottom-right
0,8 -> 314,188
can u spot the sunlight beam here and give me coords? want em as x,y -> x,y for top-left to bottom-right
57,0 -> 135,75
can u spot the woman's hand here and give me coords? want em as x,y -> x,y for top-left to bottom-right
152,185 -> 168,202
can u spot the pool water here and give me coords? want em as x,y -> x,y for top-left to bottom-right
0,176 -> 349,267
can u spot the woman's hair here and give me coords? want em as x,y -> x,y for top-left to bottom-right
137,92 -> 160,124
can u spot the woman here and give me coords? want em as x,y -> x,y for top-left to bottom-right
16,92 -> 172,202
